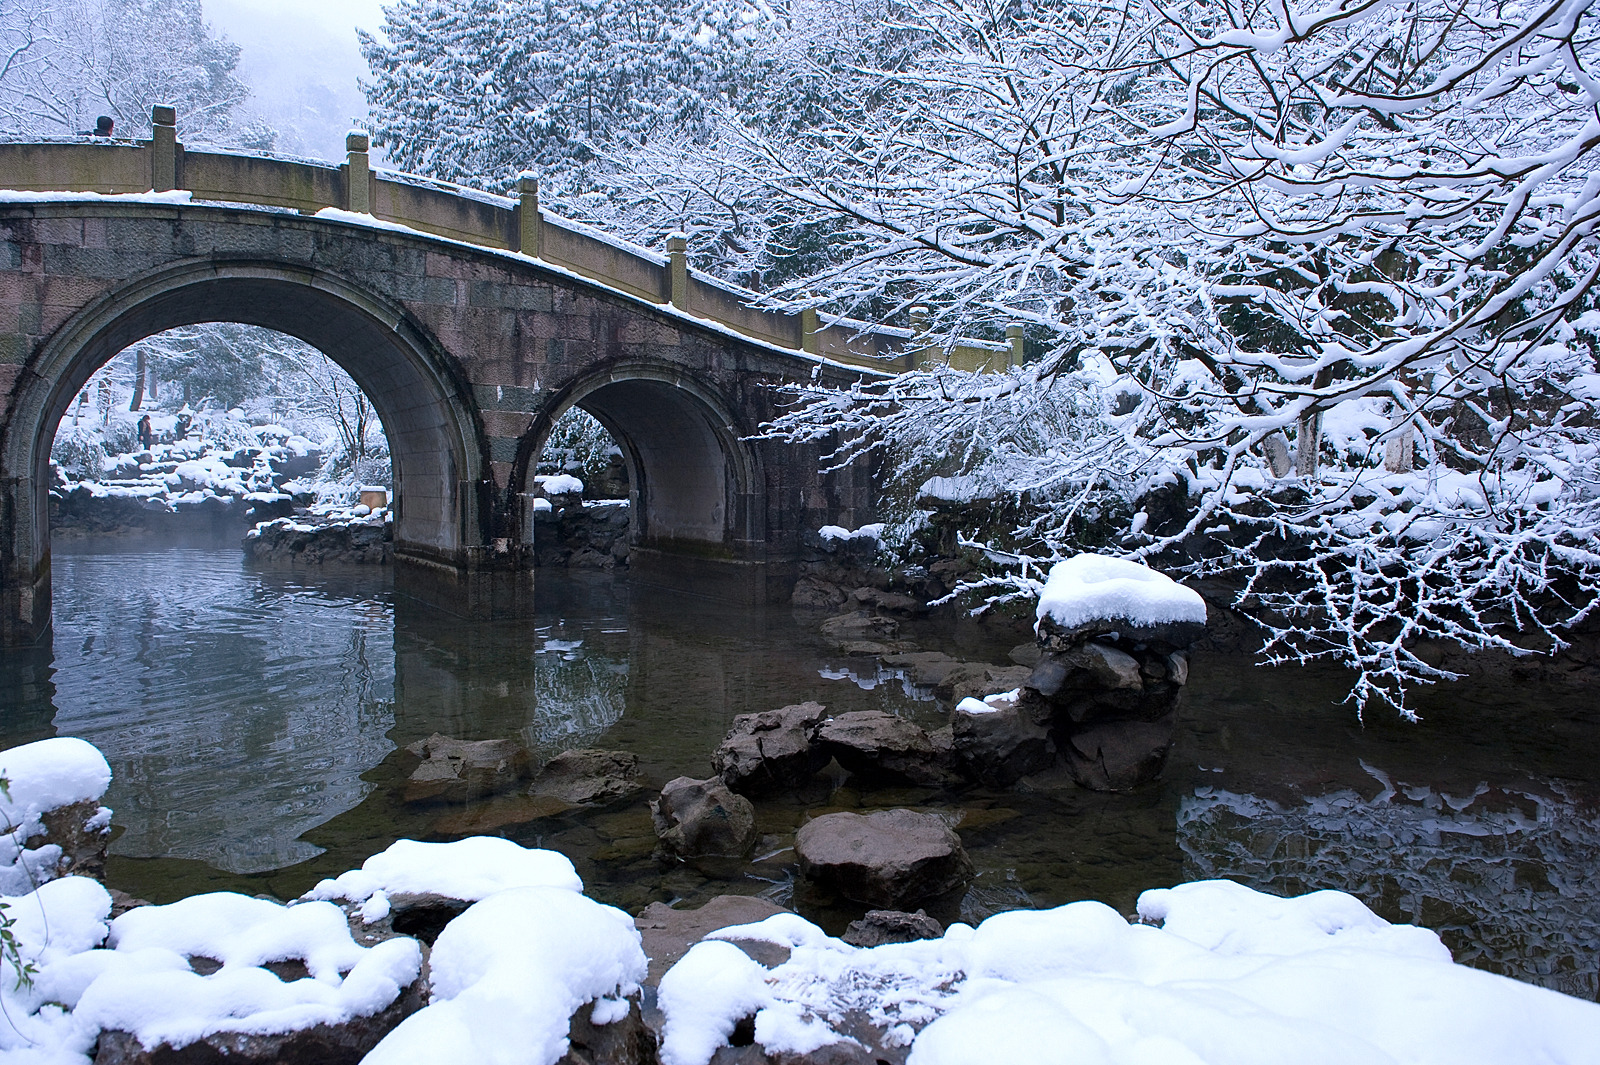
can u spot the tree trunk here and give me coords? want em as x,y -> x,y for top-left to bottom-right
129,349 -> 146,411
1295,409 -> 1322,479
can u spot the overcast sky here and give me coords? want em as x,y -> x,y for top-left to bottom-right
204,0 -> 392,161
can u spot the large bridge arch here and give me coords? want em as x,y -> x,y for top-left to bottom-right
1,258 -> 490,639
517,364 -> 764,551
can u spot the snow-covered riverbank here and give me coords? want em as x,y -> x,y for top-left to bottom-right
3,737 -> 1596,1065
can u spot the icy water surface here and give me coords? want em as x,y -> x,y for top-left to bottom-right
2,545 -> 1598,1000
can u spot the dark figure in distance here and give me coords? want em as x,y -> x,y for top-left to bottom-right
137,415 -> 153,450
81,116 -> 113,137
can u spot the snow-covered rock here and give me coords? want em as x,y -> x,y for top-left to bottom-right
360,886 -> 647,1065
653,880 -> 1600,1065
304,837 -> 583,919
0,737 -> 112,894
79,893 -> 424,1062
536,473 -> 585,498
1034,553 -> 1206,644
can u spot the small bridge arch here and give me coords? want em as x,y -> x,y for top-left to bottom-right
518,364 -> 764,550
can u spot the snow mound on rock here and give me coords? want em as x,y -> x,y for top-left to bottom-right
303,836 -> 583,909
75,894 -> 422,1050
1035,553 -> 1205,633
362,885 -> 646,1065
655,880 -> 1600,1065
537,474 -> 585,496
1,738 -> 112,894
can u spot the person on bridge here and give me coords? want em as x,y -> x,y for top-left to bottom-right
80,116 -> 114,137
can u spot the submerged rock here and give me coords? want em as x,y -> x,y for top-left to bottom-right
791,575 -> 849,610
403,734 -> 530,803
712,702 -> 830,797
530,748 -> 644,805
650,777 -> 757,859
819,611 -> 907,654
795,809 -> 971,909
1060,714 -> 1181,792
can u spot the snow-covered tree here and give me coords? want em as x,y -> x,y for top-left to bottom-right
0,0 -> 271,144
757,0 -> 1600,716
359,0 -> 772,194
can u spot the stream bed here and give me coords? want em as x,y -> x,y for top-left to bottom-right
2,544 -> 1597,1000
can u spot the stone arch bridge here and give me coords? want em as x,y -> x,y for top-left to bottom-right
0,110 -> 1014,644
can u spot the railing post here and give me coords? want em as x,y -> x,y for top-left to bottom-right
345,130 -> 371,213
516,172 -> 541,257
909,305 -> 931,369
150,104 -> 177,192
1006,324 -> 1024,368
801,308 -> 821,356
667,233 -> 688,308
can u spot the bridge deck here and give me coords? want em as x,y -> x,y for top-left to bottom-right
0,113 -> 1015,374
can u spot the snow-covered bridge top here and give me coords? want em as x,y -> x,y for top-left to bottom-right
0,108 -> 1013,375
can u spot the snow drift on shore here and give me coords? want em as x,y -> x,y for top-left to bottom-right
657,882 -> 1600,1065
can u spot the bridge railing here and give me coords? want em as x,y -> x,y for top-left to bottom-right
0,106 -> 1017,374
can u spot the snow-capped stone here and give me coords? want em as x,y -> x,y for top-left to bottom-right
1034,553 -> 1206,645
1,737 -> 113,894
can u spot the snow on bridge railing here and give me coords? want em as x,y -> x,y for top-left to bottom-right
0,106 -> 1017,375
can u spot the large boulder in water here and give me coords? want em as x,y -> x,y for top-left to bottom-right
950,691 -> 1055,787
1023,554 -> 1207,792
712,701 -> 829,796
795,809 -> 971,909
650,776 -> 757,858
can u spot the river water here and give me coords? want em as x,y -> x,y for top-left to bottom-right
3,545 -> 1597,1000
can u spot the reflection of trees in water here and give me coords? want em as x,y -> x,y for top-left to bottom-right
522,652 -> 627,756
47,553 -> 396,875
1178,771 -> 1600,1000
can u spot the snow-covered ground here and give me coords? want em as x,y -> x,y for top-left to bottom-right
3,737 -> 1599,1065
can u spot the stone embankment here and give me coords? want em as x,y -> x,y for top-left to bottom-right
243,510 -> 395,565
51,434 -> 318,538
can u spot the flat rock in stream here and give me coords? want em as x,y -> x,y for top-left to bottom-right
635,894 -> 794,986
529,748 -> 644,805
796,809 -> 971,909
713,701 -> 829,796
403,734 -> 530,803
813,710 -> 951,787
